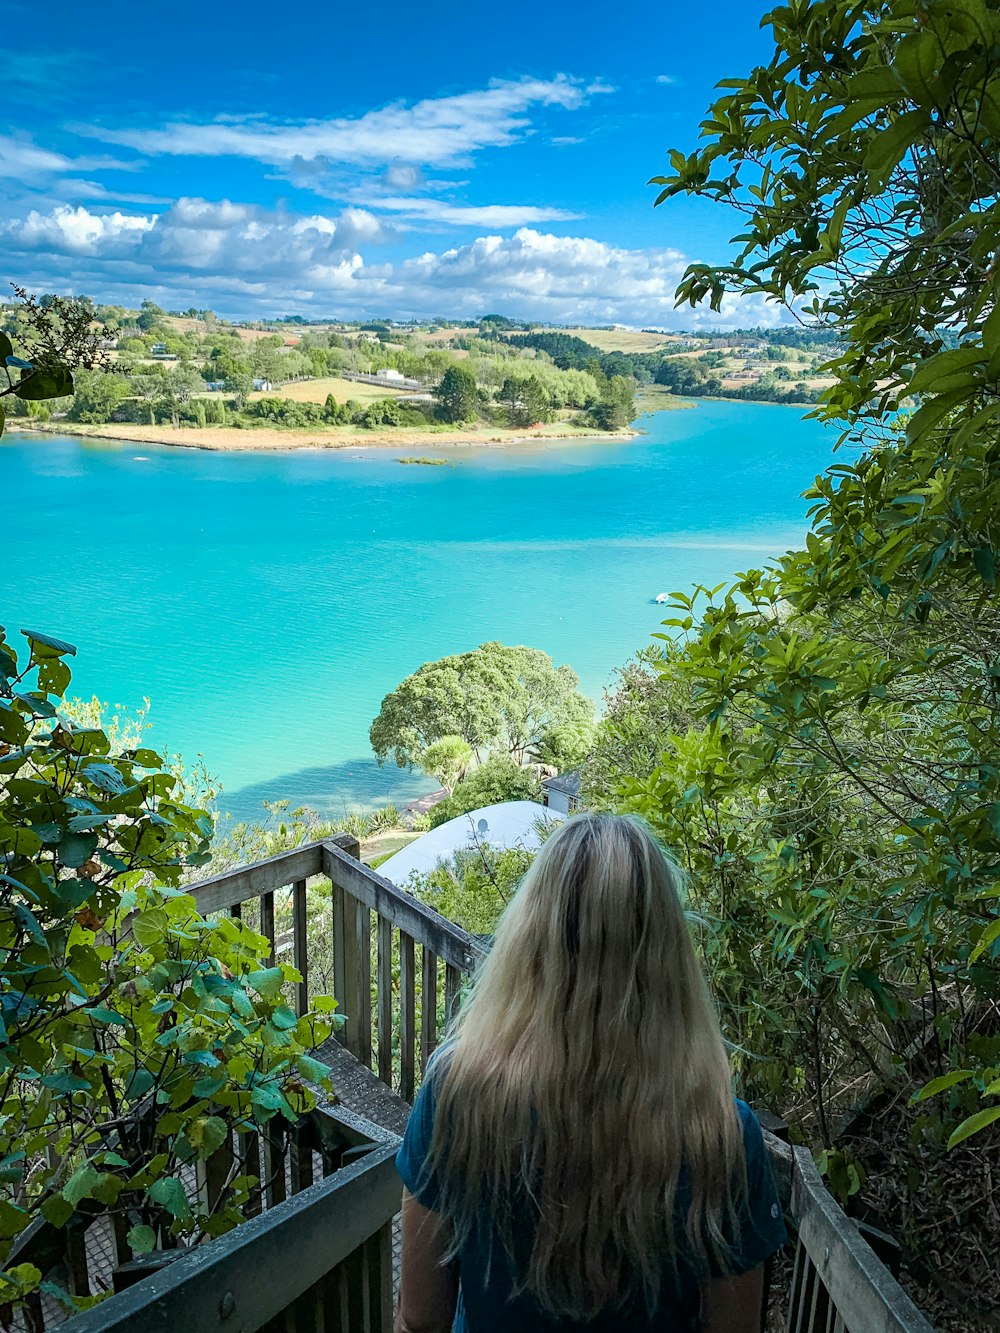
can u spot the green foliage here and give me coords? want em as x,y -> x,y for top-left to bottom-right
418,735 -> 473,795
535,719 -> 596,771
433,365 -> 479,424
370,641 -> 593,770
499,375 -> 552,428
0,288 -> 110,436
615,0 -> 1000,1152
406,841 -> 536,934
587,375 -> 637,431
428,757 -> 541,829
0,630 -> 338,1310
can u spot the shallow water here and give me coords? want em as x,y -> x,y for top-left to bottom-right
3,401 -> 834,819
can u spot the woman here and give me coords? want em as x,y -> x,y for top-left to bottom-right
395,813 -> 786,1332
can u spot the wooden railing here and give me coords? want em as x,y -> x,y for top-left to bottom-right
45,838 -> 935,1332
61,1104 -> 401,1333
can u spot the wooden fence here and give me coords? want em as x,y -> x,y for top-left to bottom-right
45,838 -> 936,1332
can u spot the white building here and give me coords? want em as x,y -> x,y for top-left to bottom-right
376,801 -> 560,888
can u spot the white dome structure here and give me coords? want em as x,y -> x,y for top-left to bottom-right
377,800 -> 560,887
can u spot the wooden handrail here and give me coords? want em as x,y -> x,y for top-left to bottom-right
63,1137 -> 402,1333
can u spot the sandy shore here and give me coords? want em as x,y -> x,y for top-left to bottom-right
11,420 -> 638,453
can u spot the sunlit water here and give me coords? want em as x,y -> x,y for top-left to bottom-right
4,402 -> 835,819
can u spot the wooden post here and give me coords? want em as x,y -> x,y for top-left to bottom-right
421,947 -> 438,1072
444,963 -> 461,1025
290,1121 -> 315,1195
293,879 -> 309,1017
399,932 -> 416,1102
261,890 -> 276,966
366,1221 -> 393,1332
196,1127 -> 234,1218
264,1121 -> 287,1209
377,917 -> 393,1087
356,900 -> 373,1070
239,1127 -> 263,1217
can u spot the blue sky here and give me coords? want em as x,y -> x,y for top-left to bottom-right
1,0 -> 781,326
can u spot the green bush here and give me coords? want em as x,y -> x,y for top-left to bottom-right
0,629 -> 338,1313
428,757 -> 540,828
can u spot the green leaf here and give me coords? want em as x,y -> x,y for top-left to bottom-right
63,1165 -> 102,1207
40,1195 -> 76,1228
970,916 -> 1000,961
127,1224 -> 157,1255
973,547 -> 996,587
124,1068 -> 155,1101
913,1069 -> 974,1101
947,1104 -> 1000,1149
149,1176 -> 192,1220
862,110 -> 929,185
133,908 -> 169,947
246,967 -> 285,1000
41,1071 -> 92,1093
188,1116 -> 229,1159
297,1054 -> 331,1084
182,1049 -> 220,1068
0,332 -> 12,362
21,630 -> 76,658
14,365 -> 74,401
270,1006 -> 299,1031
907,346 -> 986,397
82,762 -> 129,795
58,831 -> 99,868
86,1006 -> 127,1028
0,1199 -> 29,1239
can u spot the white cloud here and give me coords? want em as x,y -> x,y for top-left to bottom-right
79,77 -> 592,171
0,204 -> 787,328
11,204 -> 156,253
655,74 -> 681,86
0,136 -> 72,179
361,197 -> 583,227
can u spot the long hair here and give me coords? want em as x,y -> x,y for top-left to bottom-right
420,813 -> 745,1320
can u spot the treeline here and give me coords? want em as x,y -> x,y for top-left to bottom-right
494,332 -> 829,406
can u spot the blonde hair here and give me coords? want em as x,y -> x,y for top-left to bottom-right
421,812 -> 745,1320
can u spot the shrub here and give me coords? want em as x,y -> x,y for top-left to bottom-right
0,628 -> 338,1313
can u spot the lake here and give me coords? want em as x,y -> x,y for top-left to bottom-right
3,401 -> 834,820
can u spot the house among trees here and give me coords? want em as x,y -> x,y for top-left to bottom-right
540,769 -> 582,815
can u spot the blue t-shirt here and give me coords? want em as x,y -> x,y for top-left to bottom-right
397,1061 -> 787,1332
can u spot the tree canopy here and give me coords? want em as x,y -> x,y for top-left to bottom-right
433,365 -> 479,423
369,642 -> 593,770
617,0 -> 1000,1169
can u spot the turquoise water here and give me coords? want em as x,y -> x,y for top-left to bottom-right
3,402 -> 834,819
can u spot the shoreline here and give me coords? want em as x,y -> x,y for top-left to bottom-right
8,420 -> 640,454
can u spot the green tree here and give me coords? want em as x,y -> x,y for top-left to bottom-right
433,365 -> 479,423
135,300 -> 165,333
67,370 -> 132,424
631,0 -> 1000,1162
418,735 -> 474,795
588,374 -> 637,430
427,756 -> 541,828
0,287 -> 110,438
535,719 -> 597,770
499,374 -> 552,427
370,642 -> 593,770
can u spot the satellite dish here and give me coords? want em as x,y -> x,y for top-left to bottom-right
476,818 -> 489,834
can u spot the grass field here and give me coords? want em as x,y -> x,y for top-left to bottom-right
249,376 -> 419,405
563,328 -> 683,354
634,384 -> 699,413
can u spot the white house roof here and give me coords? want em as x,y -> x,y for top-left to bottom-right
377,800 -> 560,887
